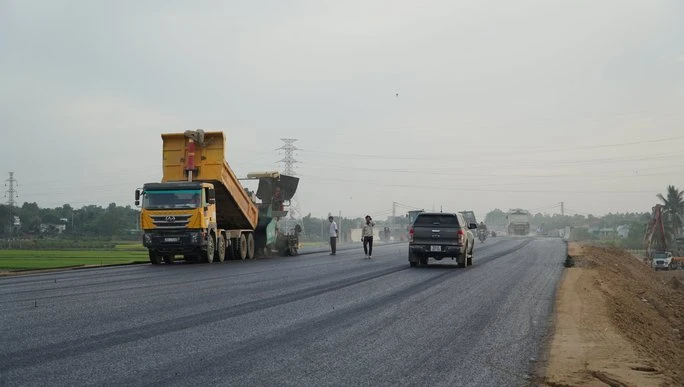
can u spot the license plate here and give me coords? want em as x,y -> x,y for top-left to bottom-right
164,237 -> 179,242
430,245 -> 441,252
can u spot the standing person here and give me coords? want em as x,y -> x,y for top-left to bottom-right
328,216 -> 338,255
362,215 -> 375,259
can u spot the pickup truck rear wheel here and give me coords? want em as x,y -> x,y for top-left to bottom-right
419,257 -> 428,266
149,251 -> 161,265
458,245 -> 467,268
163,254 -> 174,264
409,251 -> 419,267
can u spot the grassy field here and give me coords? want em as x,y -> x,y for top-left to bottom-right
0,249 -> 149,271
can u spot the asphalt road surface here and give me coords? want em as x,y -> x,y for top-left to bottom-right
0,237 -> 565,386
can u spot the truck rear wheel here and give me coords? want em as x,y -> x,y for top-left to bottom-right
163,255 -> 174,264
246,233 -> 255,259
149,251 -> 161,265
204,234 -> 215,263
216,234 -> 226,263
237,234 -> 247,260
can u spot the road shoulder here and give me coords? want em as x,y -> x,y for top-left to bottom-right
540,242 -> 684,386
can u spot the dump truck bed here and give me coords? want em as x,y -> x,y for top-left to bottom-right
161,131 -> 258,230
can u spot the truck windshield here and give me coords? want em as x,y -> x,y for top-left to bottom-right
143,189 -> 202,209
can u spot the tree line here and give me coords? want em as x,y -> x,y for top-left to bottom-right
2,184 -> 681,249
0,202 -> 399,244
0,202 -> 139,240
483,185 -> 683,249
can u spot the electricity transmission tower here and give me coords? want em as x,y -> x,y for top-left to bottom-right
276,139 -> 302,223
4,172 -> 19,235
276,138 -> 299,175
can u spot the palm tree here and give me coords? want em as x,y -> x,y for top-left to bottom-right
657,185 -> 684,238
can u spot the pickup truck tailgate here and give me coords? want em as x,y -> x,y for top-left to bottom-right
412,214 -> 460,245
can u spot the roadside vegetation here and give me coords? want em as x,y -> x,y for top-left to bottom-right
0,249 -> 148,271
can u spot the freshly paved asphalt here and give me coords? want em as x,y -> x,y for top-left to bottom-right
0,236 -> 565,386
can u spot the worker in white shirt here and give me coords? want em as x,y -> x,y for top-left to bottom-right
362,215 -> 375,259
328,216 -> 338,255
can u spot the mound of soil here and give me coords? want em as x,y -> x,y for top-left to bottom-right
543,243 -> 684,386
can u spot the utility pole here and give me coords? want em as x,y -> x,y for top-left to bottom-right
5,172 -> 18,236
561,201 -> 564,216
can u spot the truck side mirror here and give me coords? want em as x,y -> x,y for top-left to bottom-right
135,189 -> 141,206
208,189 -> 216,204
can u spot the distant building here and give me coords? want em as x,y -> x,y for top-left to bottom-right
39,224 -> 66,234
598,228 -> 616,238
616,224 -> 630,239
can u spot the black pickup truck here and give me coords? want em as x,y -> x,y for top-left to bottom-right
408,212 -> 476,268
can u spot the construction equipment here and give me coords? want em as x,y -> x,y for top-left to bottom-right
135,130 -> 301,264
643,204 -> 683,270
645,204 -> 668,253
246,171 -> 301,256
507,209 -> 531,236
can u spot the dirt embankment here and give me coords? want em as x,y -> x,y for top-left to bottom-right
542,243 -> 684,386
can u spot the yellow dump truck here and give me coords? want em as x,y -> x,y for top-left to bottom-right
135,130 -> 300,264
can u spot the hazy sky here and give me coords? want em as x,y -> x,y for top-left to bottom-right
1,0 -> 683,221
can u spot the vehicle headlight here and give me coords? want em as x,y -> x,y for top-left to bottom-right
143,233 -> 152,245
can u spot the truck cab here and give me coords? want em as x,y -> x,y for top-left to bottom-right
136,181 -> 217,264
651,251 -> 673,271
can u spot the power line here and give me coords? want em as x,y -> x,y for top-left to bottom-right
298,136 -> 684,161
297,156 -> 684,178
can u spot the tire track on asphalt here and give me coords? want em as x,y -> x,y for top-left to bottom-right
0,250 -> 407,306
0,238 -> 511,305
116,239 -> 537,384
0,244 -> 409,301
0,265 -> 408,371
116,269 -> 461,386
0,238 -> 534,374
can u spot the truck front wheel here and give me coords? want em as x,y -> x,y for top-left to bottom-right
149,251 -> 161,265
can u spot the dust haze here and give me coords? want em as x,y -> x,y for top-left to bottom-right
1,0 -> 683,219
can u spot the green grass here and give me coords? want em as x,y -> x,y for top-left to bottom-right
113,243 -> 147,251
0,249 -> 149,271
